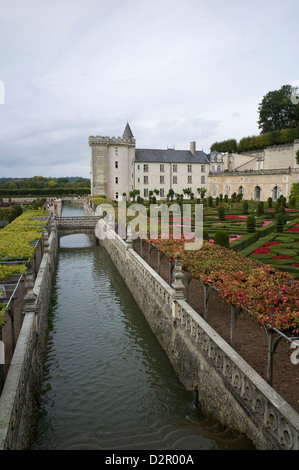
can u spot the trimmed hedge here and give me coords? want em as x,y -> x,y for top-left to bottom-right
0,188 -> 90,197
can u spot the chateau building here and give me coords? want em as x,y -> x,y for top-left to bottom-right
89,123 -> 299,202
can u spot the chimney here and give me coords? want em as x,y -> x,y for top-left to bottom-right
190,141 -> 196,156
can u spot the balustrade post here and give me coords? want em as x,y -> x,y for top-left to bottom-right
126,223 -> 133,250
171,253 -> 185,322
172,253 -> 185,300
23,264 -> 37,331
203,283 -> 212,322
230,304 -> 241,349
264,326 -> 283,386
140,238 -> 143,257
185,271 -> 192,304
43,229 -> 49,254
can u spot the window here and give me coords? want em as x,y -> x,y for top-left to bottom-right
173,175 -> 177,184
217,165 -> 221,172
143,164 -> 149,172
144,188 -> 148,198
201,165 -> 205,172
137,164 -> 140,170
144,176 -> 149,184
188,164 -> 192,172
160,188 -> 165,197
188,175 -> 192,184
160,164 -> 164,172
201,176 -> 205,184
115,177 -> 118,184
115,192 -> 118,199
115,148 -> 118,155
115,161 -> 118,168
137,178 -> 140,183
173,164 -> 177,172
160,175 -> 164,184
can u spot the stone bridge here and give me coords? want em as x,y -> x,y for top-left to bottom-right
57,216 -> 101,240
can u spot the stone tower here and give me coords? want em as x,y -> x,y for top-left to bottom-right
89,123 -> 136,199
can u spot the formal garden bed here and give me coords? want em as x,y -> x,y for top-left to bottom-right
0,210 -> 49,390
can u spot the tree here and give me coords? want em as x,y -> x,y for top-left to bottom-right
258,84 -> 299,134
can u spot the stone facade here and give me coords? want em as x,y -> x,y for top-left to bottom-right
89,125 -> 299,202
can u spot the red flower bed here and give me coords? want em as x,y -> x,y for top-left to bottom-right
146,235 -> 299,333
252,241 -> 282,255
272,255 -> 294,260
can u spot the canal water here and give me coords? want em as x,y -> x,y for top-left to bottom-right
32,204 -> 254,450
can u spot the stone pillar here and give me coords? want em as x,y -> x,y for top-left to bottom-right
171,253 -> 185,322
126,223 -> 133,250
23,264 -> 37,331
172,253 -> 185,300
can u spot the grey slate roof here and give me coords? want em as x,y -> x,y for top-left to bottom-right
135,148 -> 209,164
122,122 -> 134,139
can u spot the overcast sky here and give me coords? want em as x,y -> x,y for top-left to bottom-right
0,0 -> 298,179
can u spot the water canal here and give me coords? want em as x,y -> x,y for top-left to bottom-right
32,204 -> 254,450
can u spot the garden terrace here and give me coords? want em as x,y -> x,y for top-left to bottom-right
0,210 -> 50,390
133,237 -> 299,411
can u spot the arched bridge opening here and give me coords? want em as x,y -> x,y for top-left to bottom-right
57,216 -> 101,244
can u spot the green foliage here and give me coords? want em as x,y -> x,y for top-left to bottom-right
246,215 -> 256,233
217,205 -> 225,221
289,195 -> 296,207
275,213 -> 285,232
291,183 -> 299,197
257,84 -> 299,134
210,139 -> 237,153
257,201 -> 264,216
7,204 -> 23,223
296,149 -> 299,165
214,230 -> 229,248
267,197 -> 273,208
203,229 -> 209,241
242,201 -> 249,215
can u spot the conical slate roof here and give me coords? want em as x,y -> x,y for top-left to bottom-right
122,122 -> 134,139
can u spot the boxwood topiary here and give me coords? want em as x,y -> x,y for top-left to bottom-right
214,230 -> 229,248
275,213 -> 285,232
246,215 -> 256,233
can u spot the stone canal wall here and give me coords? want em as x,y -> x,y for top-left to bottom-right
0,216 -> 58,450
97,218 -> 299,450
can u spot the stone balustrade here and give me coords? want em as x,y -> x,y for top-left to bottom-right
98,217 -> 299,450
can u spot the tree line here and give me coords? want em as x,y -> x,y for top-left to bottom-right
0,176 -> 90,190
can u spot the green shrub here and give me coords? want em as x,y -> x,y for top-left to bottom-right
242,201 -> 249,215
203,229 -> 209,241
275,213 -> 285,232
257,201 -> 264,216
214,230 -> 229,248
217,205 -> 225,221
267,197 -> 273,208
289,195 -> 296,207
246,215 -> 256,233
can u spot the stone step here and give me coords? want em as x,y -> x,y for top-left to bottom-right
50,418 -> 253,450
